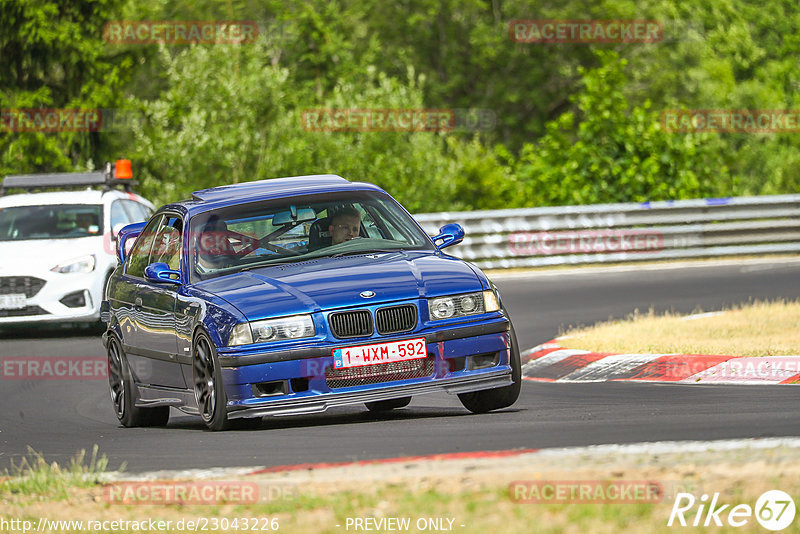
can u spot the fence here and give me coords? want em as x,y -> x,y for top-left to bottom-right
412,194 -> 800,270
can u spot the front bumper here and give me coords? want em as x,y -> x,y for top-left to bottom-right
226,369 -> 512,419
0,270 -> 104,324
218,318 -> 513,418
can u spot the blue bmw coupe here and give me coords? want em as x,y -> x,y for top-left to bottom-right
102,175 -> 520,430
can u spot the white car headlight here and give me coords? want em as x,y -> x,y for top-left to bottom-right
50,254 -> 96,274
429,290 -> 500,320
228,314 -> 316,346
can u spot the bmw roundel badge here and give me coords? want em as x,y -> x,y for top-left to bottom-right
360,290 -> 376,298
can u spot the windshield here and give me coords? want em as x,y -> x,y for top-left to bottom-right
0,204 -> 103,241
189,191 -> 434,281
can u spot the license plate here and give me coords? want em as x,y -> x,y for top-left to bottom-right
332,337 -> 427,369
0,293 -> 26,310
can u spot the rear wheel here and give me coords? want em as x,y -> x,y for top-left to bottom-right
365,397 -> 411,412
193,332 -> 230,431
107,336 -> 170,427
458,324 -> 521,414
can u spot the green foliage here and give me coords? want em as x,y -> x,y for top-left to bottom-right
128,39 -> 510,212
0,0 -> 130,175
510,51 -> 731,206
2,0 -> 800,211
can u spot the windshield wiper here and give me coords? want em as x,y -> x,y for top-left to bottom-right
239,260 -> 299,271
332,248 -> 405,258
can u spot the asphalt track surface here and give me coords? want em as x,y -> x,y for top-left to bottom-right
1,259 -> 799,473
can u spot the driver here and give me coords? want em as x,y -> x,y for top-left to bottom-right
197,215 -> 235,271
328,206 -> 362,245
75,212 -> 98,234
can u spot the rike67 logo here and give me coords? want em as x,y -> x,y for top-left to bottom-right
668,490 -> 796,531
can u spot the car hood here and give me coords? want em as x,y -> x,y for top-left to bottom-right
0,238 -> 103,274
193,251 -> 483,321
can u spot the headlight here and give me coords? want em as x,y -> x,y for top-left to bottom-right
483,289 -> 500,313
228,314 -> 316,346
50,255 -> 96,274
428,290 -> 500,320
228,323 -> 253,346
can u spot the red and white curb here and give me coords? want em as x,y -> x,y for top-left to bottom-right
522,342 -> 800,385
104,449 -> 541,481
248,449 -> 539,475
100,437 -> 800,482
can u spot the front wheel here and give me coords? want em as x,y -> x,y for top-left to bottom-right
107,335 -> 169,427
458,324 -> 521,414
193,331 -> 230,431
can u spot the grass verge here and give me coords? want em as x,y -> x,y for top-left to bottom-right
2,441 -> 799,533
557,299 -> 800,357
1,446 -> 114,501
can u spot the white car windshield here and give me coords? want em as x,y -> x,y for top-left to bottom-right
0,204 -> 103,241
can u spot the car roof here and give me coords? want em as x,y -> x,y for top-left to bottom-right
0,189 -> 148,208
162,174 -> 388,216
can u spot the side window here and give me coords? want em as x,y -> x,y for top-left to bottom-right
122,200 -> 152,222
126,215 -> 163,278
151,216 -> 183,272
110,200 -> 131,232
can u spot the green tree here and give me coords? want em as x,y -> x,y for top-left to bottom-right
0,0 -> 130,175
128,39 -> 510,212
510,51 -> 730,206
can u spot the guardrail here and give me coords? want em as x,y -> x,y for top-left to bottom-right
413,194 -> 800,269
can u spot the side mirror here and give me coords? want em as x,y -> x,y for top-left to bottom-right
432,223 -> 465,250
116,221 -> 146,264
144,262 -> 181,285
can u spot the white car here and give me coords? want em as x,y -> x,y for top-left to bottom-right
0,163 -> 153,326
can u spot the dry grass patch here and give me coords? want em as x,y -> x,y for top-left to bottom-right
3,442 -> 800,533
558,300 -> 800,357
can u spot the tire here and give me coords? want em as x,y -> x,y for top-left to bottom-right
365,397 -> 412,412
107,336 -> 170,427
458,323 -> 521,414
193,331 -> 230,431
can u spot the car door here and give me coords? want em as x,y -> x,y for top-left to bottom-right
114,214 -> 163,352
132,213 -> 186,388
